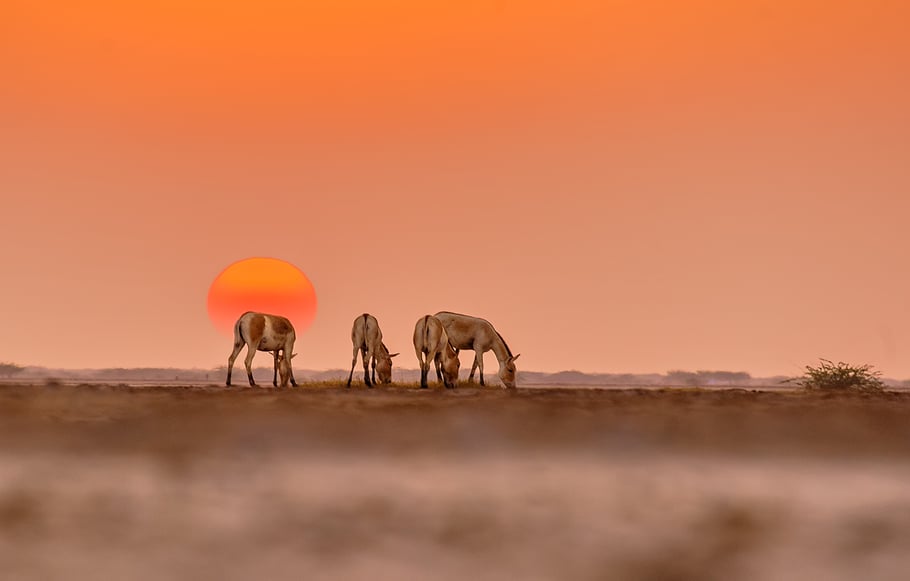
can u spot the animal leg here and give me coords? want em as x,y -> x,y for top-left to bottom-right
362,347 -> 373,387
426,347 -> 442,388
226,340 -> 245,386
414,347 -> 427,388
287,351 -> 298,388
272,350 -> 280,387
469,355 -> 478,383
244,345 -> 258,387
434,354 -> 443,383
346,345 -> 359,387
476,352 -> 485,386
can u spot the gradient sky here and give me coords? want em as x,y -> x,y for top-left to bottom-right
2,0 -> 909,376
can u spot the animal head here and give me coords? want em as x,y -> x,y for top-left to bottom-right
375,345 -> 399,384
277,352 -> 297,388
442,343 -> 460,388
498,353 -> 520,389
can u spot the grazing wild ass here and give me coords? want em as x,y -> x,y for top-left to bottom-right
433,311 -> 519,389
226,311 -> 298,388
347,313 -> 399,387
413,315 -> 460,389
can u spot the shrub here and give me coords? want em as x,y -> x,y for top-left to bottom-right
785,359 -> 885,393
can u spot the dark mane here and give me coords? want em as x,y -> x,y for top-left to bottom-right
495,330 -> 513,358
436,310 -> 492,325
360,313 -> 369,350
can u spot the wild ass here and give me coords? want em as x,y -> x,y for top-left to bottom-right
433,311 -> 520,389
347,313 -> 399,387
226,311 -> 298,388
413,315 -> 460,389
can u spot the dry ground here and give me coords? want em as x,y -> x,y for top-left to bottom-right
2,383 -> 910,580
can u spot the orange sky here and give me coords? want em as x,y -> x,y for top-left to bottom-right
2,0 -> 909,377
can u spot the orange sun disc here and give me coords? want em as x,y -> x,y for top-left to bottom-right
207,257 -> 317,338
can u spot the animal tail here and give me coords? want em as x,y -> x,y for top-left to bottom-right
234,315 -> 245,346
361,313 -> 370,351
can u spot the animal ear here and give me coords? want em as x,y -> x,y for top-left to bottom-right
291,353 -> 298,359
510,354 -> 520,362
389,352 -> 400,358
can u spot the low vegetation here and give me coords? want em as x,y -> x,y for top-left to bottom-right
785,359 -> 885,393
0,362 -> 24,378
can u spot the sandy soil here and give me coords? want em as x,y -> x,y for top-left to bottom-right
2,383 -> 910,580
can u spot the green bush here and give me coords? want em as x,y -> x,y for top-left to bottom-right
785,359 -> 885,392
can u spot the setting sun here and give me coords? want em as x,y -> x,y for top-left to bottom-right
206,257 -> 317,337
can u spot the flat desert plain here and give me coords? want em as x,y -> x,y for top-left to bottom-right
2,383 -> 910,580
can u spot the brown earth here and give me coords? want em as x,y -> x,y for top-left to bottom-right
2,383 -> 910,580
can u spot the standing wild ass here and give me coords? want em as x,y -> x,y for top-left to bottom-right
347,313 -> 399,387
433,311 -> 519,389
413,315 -> 460,389
226,311 -> 298,388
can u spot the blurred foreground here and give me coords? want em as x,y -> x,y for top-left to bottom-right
2,384 -> 910,580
